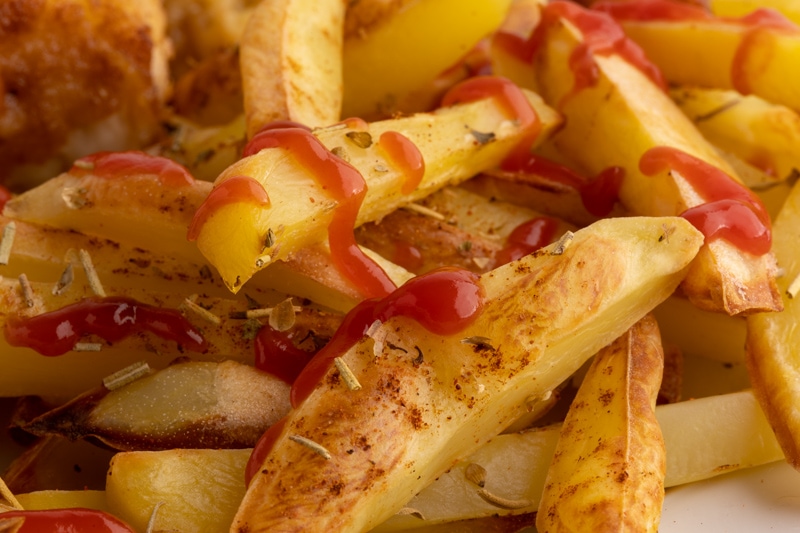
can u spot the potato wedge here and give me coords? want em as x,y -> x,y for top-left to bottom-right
14,490 -> 107,513
231,216 -> 701,532
524,1 -> 781,315
342,0 -> 513,119
671,86 -> 800,182
710,0 -> 800,24
746,178 -> 800,467
106,448 -> 251,533
596,1 -> 800,112
536,315 -> 665,532
240,0 -> 345,137
22,360 -> 291,451
192,88 -> 562,293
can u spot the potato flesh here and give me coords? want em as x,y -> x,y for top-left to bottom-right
231,216 -> 702,532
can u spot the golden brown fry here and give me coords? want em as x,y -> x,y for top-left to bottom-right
240,0 -> 346,137
231,216 -> 701,532
22,360 -> 291,451
536,315 -> 666,533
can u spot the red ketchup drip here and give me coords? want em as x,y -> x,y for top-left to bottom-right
254,326 -> 315,383
525,1 -> 666,103
496,216 -> 560,265
507,154 -> 623,217
4,296 -> 207,356
241,124 -> 396,299
391,239 -> 424,272
378,131 -> 425,194
0,508 -> 136,532
594,0 -> 799,95
0,184 -> 12,211
291,267 -> 485,407
639,146 -> 771,255
70,151 -> 195,187
186,176 -> 270,241
245,416 -> 289,484
441,76 -> 541,169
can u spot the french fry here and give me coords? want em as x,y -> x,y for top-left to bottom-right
240,0 -> 346,137
521,1 -> 781,315
536,315 -> 666,532
341,0 -> 513,119
670,86 -> 800,182
710,0 -> 800,25
231,216 -> 701,532
21,360 -> 292,451
595,0 -> 800,112
192,90 -> 562,293
746,178 -> 800,467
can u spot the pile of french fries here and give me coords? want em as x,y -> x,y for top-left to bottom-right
1,0 -> 800,531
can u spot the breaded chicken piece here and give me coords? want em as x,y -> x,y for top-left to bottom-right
0,0 -> 171,189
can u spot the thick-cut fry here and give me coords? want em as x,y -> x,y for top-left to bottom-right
536,315 -> 666,533
240,0 -> 346,137
710,0 -> 800,25
22,360 -> 291,451
521,1 -> 781,315
342,0 -> 513,119
746,179 -> 800,467
670,86 -> 800,182
192,90 -> 562,293
596,0 -> 800,112
231,216 -> 701,532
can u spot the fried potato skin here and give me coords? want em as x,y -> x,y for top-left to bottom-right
0,0 -> 170,187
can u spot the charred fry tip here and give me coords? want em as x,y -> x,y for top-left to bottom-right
17,273 -> 34,308
0,221 -> 16,266
334,357 -> 362,391
288,435 -> 332,460
103,361 -> 152,391
476,488 -> 532,510
52,263 -> 75,296
79,249 -> 106,297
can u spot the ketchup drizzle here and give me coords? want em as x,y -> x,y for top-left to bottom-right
594,0 -> 799,95
0,508 -> 136,533
241,124 -> 397,299
0,184 -> 12,211
495,216 -> 560,265
379,131 -> 426,194
639,146 -> 771,255
441,76 -> 542,169
254,326 -> 315,384
5,296 -> 207,356
70,151 -> 195,188
187,176 -> 270,241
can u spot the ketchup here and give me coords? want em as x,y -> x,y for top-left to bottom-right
505,154 -> 624,217
70,151 -> 195,187
245,266 -> 486,484
186,176 -> 270,241
520,1 -> 667,103
254,326 -> 315,384
496,216 -> 560,265
441,76 -> 542,169
291,267 -> 485,407
594,0 -> 799,95
0,184 -> 12,211
0,508 -> 135,532
5,297 -> 207,356
236,123 -> 397,299
378,131 -> 425,194
639,146 -> 771,255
